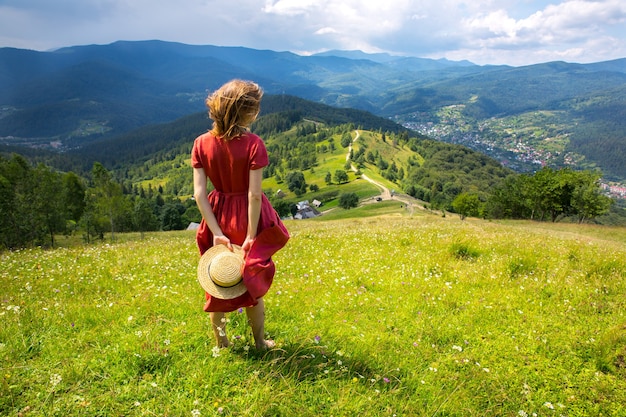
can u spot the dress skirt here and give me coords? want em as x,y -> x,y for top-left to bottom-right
196,190 -> 289,312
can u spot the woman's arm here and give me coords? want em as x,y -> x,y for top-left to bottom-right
243,167 -> 263,252
193,167 -> 231,248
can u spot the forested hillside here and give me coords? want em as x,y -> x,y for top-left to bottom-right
2,94 -> 620,249
567,84 -> 626,179
390,60 -> 626,181
1,41 -> 624,182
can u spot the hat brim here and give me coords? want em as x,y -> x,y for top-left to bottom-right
197,244 -> 247,300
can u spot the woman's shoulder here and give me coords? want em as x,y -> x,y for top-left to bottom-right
195,131 -> 214,142
193,131 -> 217,148
241,132 -> 266,147
242,131 -> 262,141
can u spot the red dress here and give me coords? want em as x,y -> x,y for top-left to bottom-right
191,131 -> 289,312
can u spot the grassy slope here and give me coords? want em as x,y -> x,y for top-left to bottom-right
260,128 -> 414,209
2,210 -> 626,416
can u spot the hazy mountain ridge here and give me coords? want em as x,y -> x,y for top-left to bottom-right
0,40 -> 625,180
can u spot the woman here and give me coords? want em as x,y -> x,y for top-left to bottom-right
192,79 -> 289,349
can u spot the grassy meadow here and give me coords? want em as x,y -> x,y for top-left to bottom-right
2,208 -> 626,416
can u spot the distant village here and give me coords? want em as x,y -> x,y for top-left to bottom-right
403,119 -> 626,201
601,183 -> 626,199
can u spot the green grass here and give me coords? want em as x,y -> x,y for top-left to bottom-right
261,128 -> 408,206
315,200 -> 408,221
2,216 -> 626,416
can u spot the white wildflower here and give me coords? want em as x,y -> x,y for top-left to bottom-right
6,305 -> 20,313
50,373 -> 62,388
212,346 -> 221,358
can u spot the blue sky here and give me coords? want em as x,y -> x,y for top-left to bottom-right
1,0 -> 625,66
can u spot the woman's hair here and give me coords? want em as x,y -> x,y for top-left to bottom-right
206,79 -> 263,139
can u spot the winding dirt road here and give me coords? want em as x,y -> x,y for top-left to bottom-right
348,130 -> 419,214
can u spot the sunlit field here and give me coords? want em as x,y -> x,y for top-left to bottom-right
2,213 -> 626,416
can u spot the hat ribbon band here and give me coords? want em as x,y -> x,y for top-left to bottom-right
211,276 -> 243,289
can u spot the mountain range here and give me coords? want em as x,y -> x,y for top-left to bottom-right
0,40 -> 625,181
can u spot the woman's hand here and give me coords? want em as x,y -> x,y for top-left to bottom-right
242,236 -> 255,254
213,234 -> 232,250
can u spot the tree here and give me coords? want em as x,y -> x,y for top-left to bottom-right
570,170 -> 612,223
133,198 -> 159,238
324,172 -> 332,185
376,155 -> 389,171
62,172 -> 86,222
333,170 -> 349,184
339,192 -> 359,209
0,155 -> 69,247
32,164 -> 66,247
183,204 -> 202,225
79,192 -> 108,243
285,171 -> 307,196
0,174 -> 14,249
0,154 -> 35,247
484,175 -> 530,219
340,132 -> 352,148
484,168 -> 613,223
160,202 -> 185,231
90,162 -> 128,241
270,199 -> 294,218
527,167 -> 564,221
452,192 -> 482,220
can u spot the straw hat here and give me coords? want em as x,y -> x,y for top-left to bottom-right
197,244 -> 247,299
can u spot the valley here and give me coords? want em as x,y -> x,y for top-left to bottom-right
1,40 -> 625,219
394,103 -> 626,199
2,42 -> 624,189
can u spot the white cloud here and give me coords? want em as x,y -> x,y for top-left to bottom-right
262,0 -> 318,16
447,0 -> 626,64
261,0 -> 414,52
462,0 -> 626,49
315,27 -> 338,35
0,0 -> 625,65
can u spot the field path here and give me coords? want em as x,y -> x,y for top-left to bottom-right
347,130 -> 420,213
349,131 -> 391,200
347,130 -> 431,215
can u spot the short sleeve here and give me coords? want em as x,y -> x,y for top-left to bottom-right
191,138 -> 203,168
249,135 -> 269,170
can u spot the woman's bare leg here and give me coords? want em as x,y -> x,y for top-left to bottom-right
246,298 -> 275,349
210,312 -> 229,348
